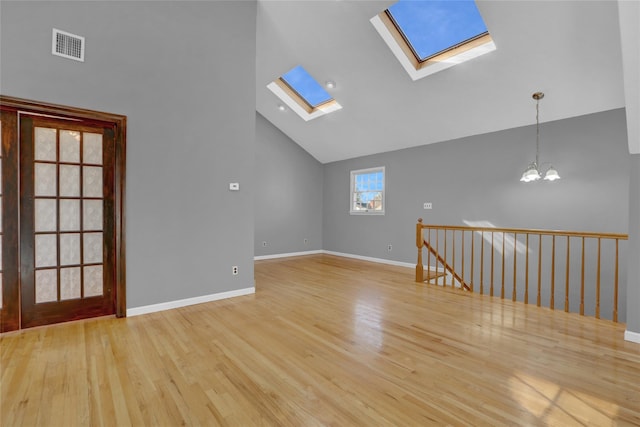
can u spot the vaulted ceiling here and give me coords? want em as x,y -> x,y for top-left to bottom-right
255,1 -> 627,164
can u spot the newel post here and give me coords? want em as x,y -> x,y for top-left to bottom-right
416,218 -> 424,282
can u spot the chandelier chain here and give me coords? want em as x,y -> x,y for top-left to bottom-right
536,97 -> 540,166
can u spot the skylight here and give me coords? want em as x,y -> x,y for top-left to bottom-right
281,66 -> 333,108
267,65 -> 342,121
387,0 -> 489,61
371,0 -> 496,80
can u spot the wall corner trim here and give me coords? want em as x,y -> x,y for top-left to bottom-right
624,330 -> 640,344
126,286 -> 255,317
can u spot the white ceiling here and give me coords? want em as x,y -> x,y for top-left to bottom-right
255,0 -> 626,164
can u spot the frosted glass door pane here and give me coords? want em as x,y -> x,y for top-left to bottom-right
60,267 -> 81,300
83,166 -> 102,197
34,128 -> 57,161
60,200 -> 80,231
34,163 -> 57,196
35,269 -> 57,303
84,265 -> 103,297
35,234 -> 57,267
60,130 -> 80,163
83,133 -> 102,165
60,233 -> 80,265
35,199 -> 57,232
83,232 -> 103,263
83,200 -> 103,231
60,165 -> 80,197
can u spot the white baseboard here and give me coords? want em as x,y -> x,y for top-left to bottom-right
624,330 -> 640,344
254,249 -> 416,269
322,250 -> 415,269
126,286 -> 255,317
254,250 -> 323,261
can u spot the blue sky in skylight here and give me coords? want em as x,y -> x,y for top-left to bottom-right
388,0 -> 489,61
281,66 -> 333,108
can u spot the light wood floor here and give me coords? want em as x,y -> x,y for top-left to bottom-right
2,254 -> 639,426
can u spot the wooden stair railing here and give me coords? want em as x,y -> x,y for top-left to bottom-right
415,218 -> 629,322
423,240 -> 471,290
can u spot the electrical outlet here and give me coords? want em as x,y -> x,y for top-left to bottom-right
262,241 -> 267,247
304,238 -> 309,244
388,244 -> 392,251
232,266 -> 239,275
424,202 -> 433,210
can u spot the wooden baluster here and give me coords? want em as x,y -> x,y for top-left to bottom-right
470,231 -> 475,292
580,237 -> 585,316
551,235 -> 556,310
565,236 -> 570,313
480,231 -> 484,294
461,230 -> 465,290
501,232 -> 506,299
525,234 -> 529,304
436,229 -> 440,286
452,230 -> 456,288
537,234 -> 542,307
513,233 -> 517,302
416,219 -> 424,282
614,239 -> 619,322
444,230 -> 448,286
427,228 -> 432,282
490,232 -> 495,297
596,237 -> 601,319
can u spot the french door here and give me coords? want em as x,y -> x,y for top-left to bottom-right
0,96 -> 126,332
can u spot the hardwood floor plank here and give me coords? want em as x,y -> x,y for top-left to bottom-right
1,254 -> 639,426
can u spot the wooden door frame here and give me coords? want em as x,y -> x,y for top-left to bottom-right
0,95 -> 127,323
1,110 -> 20,332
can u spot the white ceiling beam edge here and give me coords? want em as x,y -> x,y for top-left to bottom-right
617,0 -> 640,154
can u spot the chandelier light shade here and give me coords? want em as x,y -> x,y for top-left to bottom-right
520,92 -> 560,182
520,162 -> 541,182
544,166 -> 560,181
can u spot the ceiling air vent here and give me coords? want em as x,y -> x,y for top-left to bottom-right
52,28 -> 85,62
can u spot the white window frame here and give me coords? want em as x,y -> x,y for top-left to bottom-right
350,166 -> 385,215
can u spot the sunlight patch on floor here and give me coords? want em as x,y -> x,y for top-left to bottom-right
509,371 -> 619,426
354,298 -> 384,350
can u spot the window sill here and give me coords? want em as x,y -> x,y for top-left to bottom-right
350,211 -> 385,216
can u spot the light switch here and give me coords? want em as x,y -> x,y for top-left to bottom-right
229,182 -> 240,191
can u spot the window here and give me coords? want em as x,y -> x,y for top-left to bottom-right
350,167 -> 385,214
267,65 -> 342,121
370,0 -> 495,80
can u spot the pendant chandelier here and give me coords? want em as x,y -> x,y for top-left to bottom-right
520,92 -> 560,182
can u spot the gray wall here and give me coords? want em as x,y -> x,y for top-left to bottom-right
254,113 -> 323,256
323,109 -> 629,261
628,154 -> 640,333
1,1 -> 258,308
322,108 -> 631,320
